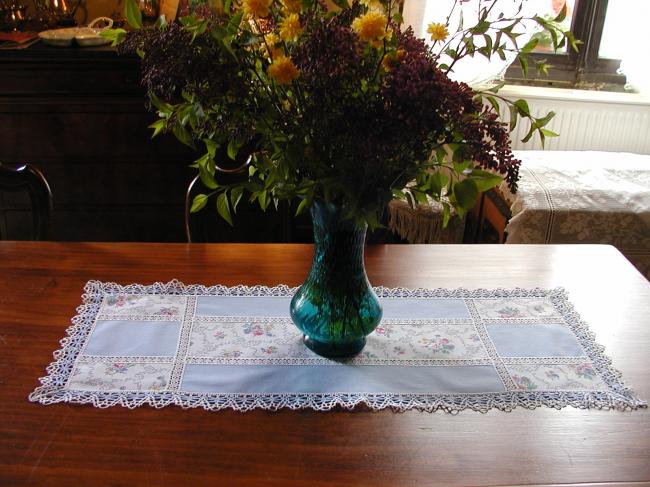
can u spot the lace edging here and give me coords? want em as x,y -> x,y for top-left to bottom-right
28,389 -> 646,412
29,280 -> 647,412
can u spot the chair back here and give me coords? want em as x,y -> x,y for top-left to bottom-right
0,163 -> 53,240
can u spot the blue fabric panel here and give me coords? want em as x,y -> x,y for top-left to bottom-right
381,298 -> 470,320
181,364 -> 504,394
486,324 -> 584,357
196,296 -> 293,317
84,320 -> 181,356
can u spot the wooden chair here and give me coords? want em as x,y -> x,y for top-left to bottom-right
0,162 -> 53,240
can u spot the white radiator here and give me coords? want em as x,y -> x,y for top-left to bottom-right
497,86 -> 650,154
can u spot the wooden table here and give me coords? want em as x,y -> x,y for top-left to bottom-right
1,242 -> 648,486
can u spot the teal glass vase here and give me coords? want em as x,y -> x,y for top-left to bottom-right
290,199 -> 383,358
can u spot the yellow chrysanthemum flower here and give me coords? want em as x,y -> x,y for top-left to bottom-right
281,0 -> 302,14
381,48 -> 405,72
242,0 -> 271,18
352,10 -> 388,43
427,22 -> 449,42
267,56 -> 300,84
261,32 -> 283,60
279,13 -> 303,42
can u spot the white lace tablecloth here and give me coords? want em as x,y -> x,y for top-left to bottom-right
504,151 -> 650,279
29,280 -> 646,412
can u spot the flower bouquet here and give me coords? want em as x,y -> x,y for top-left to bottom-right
105,0 -> 575,356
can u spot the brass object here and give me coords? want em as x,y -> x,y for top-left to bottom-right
34,0 -> 83,27
139,0 -> 160,22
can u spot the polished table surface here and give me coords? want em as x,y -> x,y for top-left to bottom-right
1,242 -> 649,486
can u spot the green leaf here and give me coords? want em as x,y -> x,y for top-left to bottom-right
203,139 -> 218,158
295,196 -> 310,216
521,37 -> 539,54
258,190 -> 269,211
485,95 -> 501,116
470,20 -> 490,35
441,202 -> 451,228
172,124 -> 195,149
444,48 -> 458,58
541,128 -> 559,137
198,163 -> 218,190
518,54 -> 529,77
521,123 -> 536,143
148,119 -> 166,138
508,104 -> 518,132
469,169 -> 503,192
190,194 -> 208,213
428,172 -> 447,197
413,190 -> 428,205
100,28 -> 127,46
486,80 -> 506,94
155,14 -> 167,29
217,192 -> 234,226
227,11 -> 244,33
227,139 -> 241,160
514,99 -> 531,117
453,160 -> 472,173
230,186 -> 244,213
453,179 -> 479,210
150,93 -> 173,116
554,2 -> 567,22
548,27 -> 559,51
125,0 -> 143,29
535,111 -> 556,128
483,34 -> 493,57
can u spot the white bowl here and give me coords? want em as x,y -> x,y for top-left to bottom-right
74,28 -> 111,47
38,28 -> 76,47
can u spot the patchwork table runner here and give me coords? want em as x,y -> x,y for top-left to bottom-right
30,280 -> 646,412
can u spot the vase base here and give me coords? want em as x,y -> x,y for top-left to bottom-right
303,335 -> 366,358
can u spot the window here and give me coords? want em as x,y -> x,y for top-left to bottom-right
404,0 -> 642,91
505,0 -> 626,89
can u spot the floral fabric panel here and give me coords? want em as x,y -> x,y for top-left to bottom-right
506,363 -> 606,391
30,281 -> 645,412
68,359 -> 173,392
100,294 -> 187,318
474,297 -> 560,321
188,320 -> 488,363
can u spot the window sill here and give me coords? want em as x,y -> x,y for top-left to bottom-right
499,84 -> 650,107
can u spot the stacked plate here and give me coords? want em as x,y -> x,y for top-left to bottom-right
38,17 -> 114,47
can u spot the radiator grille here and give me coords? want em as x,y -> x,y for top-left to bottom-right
501,94 -> 650,154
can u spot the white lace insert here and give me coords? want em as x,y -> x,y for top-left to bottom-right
29,280 -> 646,412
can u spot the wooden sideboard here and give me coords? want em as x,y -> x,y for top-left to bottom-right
2,43 -> 310,243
